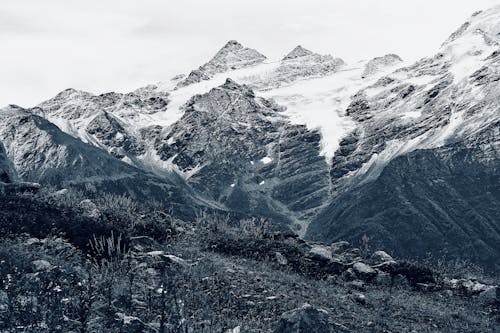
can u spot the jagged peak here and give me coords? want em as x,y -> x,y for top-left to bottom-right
218,40 -> 244,52
361,54 -> 403,78
442,5 -> 500,46
282,45 -> 314,60
0,104 -> 28,115
221,78 -> 242,90
220,78 -> 254,96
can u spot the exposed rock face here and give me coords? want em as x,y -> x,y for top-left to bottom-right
33,85 -> 169,165
251,47 -> 345,89
85,111 -> 145,158
282,45 -> 314,60
155,79 -> 332,232
0,141 -> 17,183
177,40 -> 267,87
308,141 -> 500,271
0,105 -> 198,218
362,54 -> 403,78
37,85 -> 169,120
273,304 -> 332,333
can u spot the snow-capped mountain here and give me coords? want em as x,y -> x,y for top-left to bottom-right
307,7 -> 500,269
1,6 -> 499,269
0,104 -> 206,218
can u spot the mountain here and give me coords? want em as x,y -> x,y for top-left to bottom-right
176,40 -> 267,87
251,45 -> 346,89
153,78 -> 332,233
0,105 -> 203,218
361,54 -> 403,78
307,7 -> 500,270
2,6 -> 499,272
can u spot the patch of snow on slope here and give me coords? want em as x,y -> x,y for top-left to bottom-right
260,156 -> 273,164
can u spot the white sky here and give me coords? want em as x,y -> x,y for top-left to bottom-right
0,0 -> 498,107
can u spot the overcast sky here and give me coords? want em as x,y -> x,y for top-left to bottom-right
0,0 -> 498,107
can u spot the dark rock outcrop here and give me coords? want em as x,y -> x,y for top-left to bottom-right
273,304 -> 332,333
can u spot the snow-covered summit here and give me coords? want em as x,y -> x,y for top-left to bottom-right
282,45 -> 314,60
361,54 -> 403,78
438,6 -> 500,82
176,40 -> 267,88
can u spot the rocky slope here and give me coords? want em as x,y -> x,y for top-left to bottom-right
307,7 -> 500,271
154,78 -> 332,233
0,105 -> 202,218
0,141 -> 17,184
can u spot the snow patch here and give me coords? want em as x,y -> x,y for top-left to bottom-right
260,156 -> 272,164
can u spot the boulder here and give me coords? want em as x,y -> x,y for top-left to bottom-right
352,262 -> 377,280
308,245 -> 332,261
273,303 -> 332,333
32,259 -> 53,271
330,241 -> 350,253
371,250 -> 394,264
478,286 -> 499,305
352,293 -> 367,305
275,252 -> 288,265
374,270 -> 392,286
78,199 -> 100,218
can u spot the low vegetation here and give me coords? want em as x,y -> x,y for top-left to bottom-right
0,188 -> 498,332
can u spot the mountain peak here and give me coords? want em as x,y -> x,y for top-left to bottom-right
361,54 -> 403,78
220,40 -> 243,50
282,45 -> 314,60
177,41 -> 266,88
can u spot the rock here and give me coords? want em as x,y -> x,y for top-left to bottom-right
330,241 -> 350,254
226,326 -> 241,333
308,245 -> 332,261
273,303 -> 332,333
342,248 -> 363,262
32,259 -> 53,271
352,262 -> 377,280
78,199 -> 100,218
478,286 -> 499,305
275,252 -> 288,265
371,250 -> 394,264
352,293 -> 367,305
461,280 -> 490,295
342,268 -> 357,281
117,313 -> 145,333
347,280 -> 367,292
416,283 -> 437,292
374,270 -> 392,286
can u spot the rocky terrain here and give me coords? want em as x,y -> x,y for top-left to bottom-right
0,187 -> 498,332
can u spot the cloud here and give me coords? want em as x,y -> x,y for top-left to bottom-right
0,10 -> 46,35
